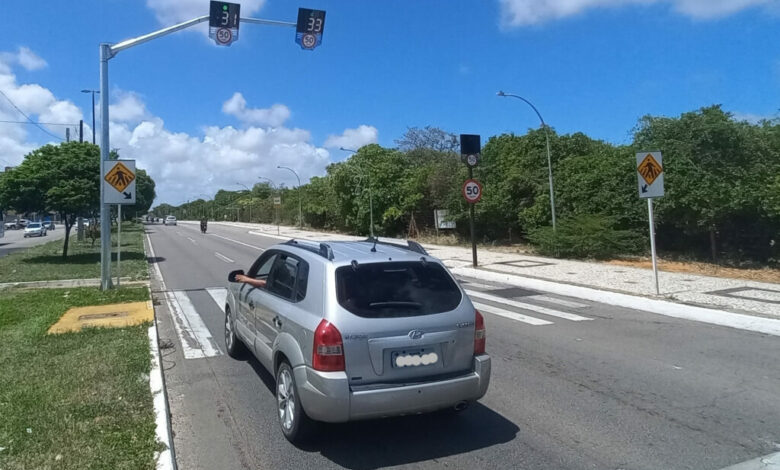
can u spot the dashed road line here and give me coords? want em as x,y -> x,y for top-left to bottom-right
528,295 -> 588,309
211,233 -> 265,251
214,252 -> 234,263
473,302 -> 553,326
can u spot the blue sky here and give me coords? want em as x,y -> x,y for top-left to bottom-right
1,0 -> 778,204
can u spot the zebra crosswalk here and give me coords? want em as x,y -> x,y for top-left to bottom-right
160,284 -> 595,361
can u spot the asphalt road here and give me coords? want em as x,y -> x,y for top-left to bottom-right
146,222 -> 780,470
0,225 -> 65,257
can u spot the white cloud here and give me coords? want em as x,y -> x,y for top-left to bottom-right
16,47 -> 47,71
0,47 -> 47,72
109,92 -> 148,123
323,125 -> 379,150
146,0 -> 265,25
0,46 -> 353,205
499,0 -> 771,26
731,111 -> 778,124
222,92 -> 290,127
0,50 -> 80,147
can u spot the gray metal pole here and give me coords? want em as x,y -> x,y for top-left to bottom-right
99,43 -> 112,290
648,198 -> 659,295
117,205 -> 122,287
91,92 -> 96,145
497,91 -> 557,230
278,166 -> 302,229
368,173 -> 374,238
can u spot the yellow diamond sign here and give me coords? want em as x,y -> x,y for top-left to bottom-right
637,153 -> 663,186
104,161 -> 135,193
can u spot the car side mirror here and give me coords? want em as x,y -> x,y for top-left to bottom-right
228,269 -> 245,283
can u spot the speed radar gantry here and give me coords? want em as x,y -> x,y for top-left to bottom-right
208,1 -> 326,49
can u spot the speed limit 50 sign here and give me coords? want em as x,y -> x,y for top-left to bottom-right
462,179 -> 483,204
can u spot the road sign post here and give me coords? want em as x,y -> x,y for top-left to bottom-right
637,151 -> 664,295
460,134 -> 481,267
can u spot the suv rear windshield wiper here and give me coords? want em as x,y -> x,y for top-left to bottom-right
368,301 -> 422,309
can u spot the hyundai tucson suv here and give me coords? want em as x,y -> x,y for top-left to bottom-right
225,238 -> 491,443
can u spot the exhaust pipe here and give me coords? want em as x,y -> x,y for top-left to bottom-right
454,401 -> 469,412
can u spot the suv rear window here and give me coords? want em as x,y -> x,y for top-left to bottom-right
336,261 -> 462,318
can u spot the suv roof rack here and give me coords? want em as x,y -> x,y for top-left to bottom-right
364,237 -> 428,256
283,239 -> 335,260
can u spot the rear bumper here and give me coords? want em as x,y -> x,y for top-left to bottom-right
294,355 -> 491,423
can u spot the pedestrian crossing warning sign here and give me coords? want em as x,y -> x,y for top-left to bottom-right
104,161 -> 135,193
637,153 -> 662,186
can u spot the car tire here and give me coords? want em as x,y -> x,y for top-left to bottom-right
276,361 -> 313,444
224,306 -> 247,359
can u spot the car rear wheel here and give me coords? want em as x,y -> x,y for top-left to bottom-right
224,306 -> 247,358
276,361 -> 313,444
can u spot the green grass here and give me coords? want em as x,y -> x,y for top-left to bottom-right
0,222 -> 149,283
0,286 -> 161,470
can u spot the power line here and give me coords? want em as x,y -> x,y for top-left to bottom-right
0,119 -> 79,126
0,89 -> 64,141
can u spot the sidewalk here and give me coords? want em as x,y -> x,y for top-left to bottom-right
197,221 -> 780,319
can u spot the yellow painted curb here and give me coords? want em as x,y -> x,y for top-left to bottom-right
48,300 -> 154,334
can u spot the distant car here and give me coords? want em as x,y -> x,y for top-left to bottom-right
164,216 -> 177,226
24,222 -> 47,238
44,221 -> 55,230
4,221 -> 17,230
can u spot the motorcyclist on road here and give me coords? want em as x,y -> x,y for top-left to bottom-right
200,218 -> 207,234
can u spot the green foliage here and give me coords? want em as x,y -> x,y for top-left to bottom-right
528,214 -> 645,260
127,169 -> 156,216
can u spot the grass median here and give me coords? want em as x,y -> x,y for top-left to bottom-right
0,222 -> 149,283
0,286 -> 161,470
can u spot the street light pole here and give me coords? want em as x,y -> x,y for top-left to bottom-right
236,182 -> 253,222
277,166 -> 302,230
497,91 -> 557,231
340,147 -> 373,238
81,89 -> 99,145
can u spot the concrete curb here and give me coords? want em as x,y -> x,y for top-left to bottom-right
0,277 -> 146,290
451,266 -> 780,337
143,233 -> 177,470
719,451 -> 780,470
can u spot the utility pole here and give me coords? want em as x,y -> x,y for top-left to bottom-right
81,90 -> 99,145
79,120 -> 84,142
278,166 -> 302,230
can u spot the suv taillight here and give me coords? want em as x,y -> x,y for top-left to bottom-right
313,319 -> 345,372
474,310 -> 486,355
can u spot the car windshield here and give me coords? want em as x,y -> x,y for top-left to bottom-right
336,261 -> 462,318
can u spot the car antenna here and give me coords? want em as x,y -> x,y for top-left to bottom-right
351,259 -> 359,271
370,236 -> 377,253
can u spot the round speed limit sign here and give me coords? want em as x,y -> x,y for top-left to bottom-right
462,179 -> 483,204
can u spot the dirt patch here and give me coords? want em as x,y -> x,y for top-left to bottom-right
606,258 -> 780,284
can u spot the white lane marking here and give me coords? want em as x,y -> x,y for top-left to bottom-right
206,287 -> 228,313
166,290 -> 222,359
528,295 -> 588,309
145,233 -> 166,291
214,252 -> 234,263
466,290 -> 593,322
719,451 -> 780,469
211,233 -> 265,251
459,280 -> 501,290
454,266 -> 780,337
187,236 -> 197,245
176,231 -> 185,237
473,302 -> 553,326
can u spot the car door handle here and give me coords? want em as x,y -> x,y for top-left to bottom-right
248,301 -> 254,309
272,316 -> 282,328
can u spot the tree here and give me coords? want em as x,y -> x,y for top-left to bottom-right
395,126 -> 459,153
0,142 -> 100,257
126,169 -> 156,217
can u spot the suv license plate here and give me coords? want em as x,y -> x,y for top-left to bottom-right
392,349 -> 439,368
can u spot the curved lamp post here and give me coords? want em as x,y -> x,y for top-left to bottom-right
340,147 -> 374,238
236,182 -> 253,222
277,166 -> 302,229
497,91 -> 557,230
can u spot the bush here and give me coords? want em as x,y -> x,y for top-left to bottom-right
528,214 -> 645,259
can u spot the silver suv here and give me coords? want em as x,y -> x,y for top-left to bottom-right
225,238 -> 491,443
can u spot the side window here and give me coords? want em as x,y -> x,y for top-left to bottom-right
248,252 -> 277,281
268,255 -> 303,301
